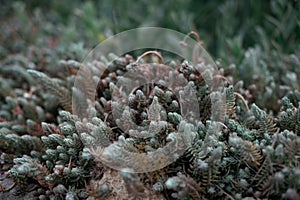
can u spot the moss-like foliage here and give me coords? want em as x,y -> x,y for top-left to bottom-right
1,1 -> 300,199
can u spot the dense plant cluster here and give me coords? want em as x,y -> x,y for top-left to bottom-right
1,0 -> 300,199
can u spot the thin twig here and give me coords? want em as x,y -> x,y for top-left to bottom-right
234,92 -> 250,111
136,51 -> 164,64
183,31 -> 201,43
217,121 -> 228,129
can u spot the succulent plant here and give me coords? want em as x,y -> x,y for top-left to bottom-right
1,1 -> 300,199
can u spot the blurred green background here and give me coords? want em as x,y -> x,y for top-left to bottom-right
1,0 -> 299,61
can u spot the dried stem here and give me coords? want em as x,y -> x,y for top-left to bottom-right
234,92 -> 250,111
183,31 -> 201,43
217,121 -> 228,129
136,51 -> 165,64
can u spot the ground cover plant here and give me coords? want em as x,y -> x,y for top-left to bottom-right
0,0 -> 300,199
